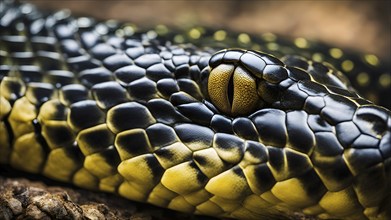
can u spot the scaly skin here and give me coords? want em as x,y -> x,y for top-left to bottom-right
0,1 -> 390,220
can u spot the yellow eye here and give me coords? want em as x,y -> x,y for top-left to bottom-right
207,49 -> 287,116
208,63 -> 260,116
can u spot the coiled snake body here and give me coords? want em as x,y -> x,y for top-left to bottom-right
0,2 -> 390,220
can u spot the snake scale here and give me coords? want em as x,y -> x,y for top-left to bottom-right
1,1 -> 390,220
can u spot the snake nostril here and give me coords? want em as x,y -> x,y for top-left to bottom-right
353,106 -> 389,138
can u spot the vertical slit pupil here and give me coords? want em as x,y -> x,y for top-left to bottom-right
227,72 -> 234,108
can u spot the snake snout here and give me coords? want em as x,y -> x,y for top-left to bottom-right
353,106 -> 391,159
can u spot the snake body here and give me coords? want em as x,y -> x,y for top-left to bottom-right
1,1 -> 390,220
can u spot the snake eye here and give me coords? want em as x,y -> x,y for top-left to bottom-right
208,60 -> 261,116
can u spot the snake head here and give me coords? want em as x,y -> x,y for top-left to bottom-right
207,49 -> 311,116
204,48 -> 391,219
206,48 -> 380,118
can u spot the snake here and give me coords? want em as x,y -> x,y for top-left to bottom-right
1,1 -> 390,220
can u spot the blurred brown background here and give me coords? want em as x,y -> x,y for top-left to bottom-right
26,0 -> 390,59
